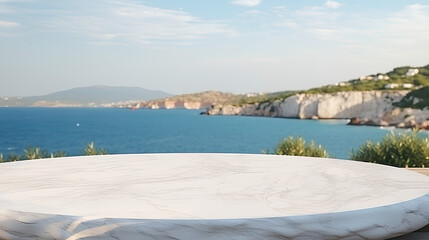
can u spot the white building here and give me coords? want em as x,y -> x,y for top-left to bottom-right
377,74 -> 390,80
246,93 -> 264,97
406,68 -> 419,77
335,82 -> 350,87
384,83 -> 399,89
402,83 -> 414,89
359,76 -> 374,81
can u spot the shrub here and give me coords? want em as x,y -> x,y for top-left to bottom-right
0,153 -> 3,163
419,67 -> 429,77
84,142 -> 107,155
392,66 -> 410,75
52,151 -> 67,158
23,146 -> 49,160
350,131 -> 429,167
275,136 -> 329,158
7,153 -> 21,162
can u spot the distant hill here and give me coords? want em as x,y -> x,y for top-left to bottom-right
305,64 -> 429,94
117,91 -> 246,109
0,86 -> 172,107
160,91 -> 243,103
229,64 -> 429,106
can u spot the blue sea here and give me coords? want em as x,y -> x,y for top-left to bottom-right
0,108 -> 416,159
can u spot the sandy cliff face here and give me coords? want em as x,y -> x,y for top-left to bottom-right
205,91 -> 429,129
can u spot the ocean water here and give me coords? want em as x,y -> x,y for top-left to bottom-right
0,108 -> 413,159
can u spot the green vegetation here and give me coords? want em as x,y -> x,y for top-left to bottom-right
0,142 -> 106,163
24,147 -> 49,160
52,151 -> 67,158
350,131 -> 429,168
7,153 -> 21,162
2,132 -> 429,169
230,64 -> 429,106
164,91 -> 243,103
274,136 -> 330,158
232,91 -> 298,105
270,132 -> 428,168
84,142 -> 107,155
393,86 -> 429,110
305,65 -> 429,94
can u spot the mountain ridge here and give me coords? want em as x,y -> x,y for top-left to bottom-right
0,86 -> 172,107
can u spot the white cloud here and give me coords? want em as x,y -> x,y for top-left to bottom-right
231,0 -> 262,7
41,0 -> 237,45
324,0 -> 342,9
274,19 -> 297,29
306,28 -> 339,40
0,0 -> 30,13
296,3 -> 429,46
379,4 -> 429,45
240,9 -> 261,16
0,20 -> 18,27
407,4 -> 425,10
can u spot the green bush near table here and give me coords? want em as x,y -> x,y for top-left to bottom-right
274,136 -> 330,158
84,142 -> 107,156
350,131 -> 429,168
6,153 -> 21,162
0,142 -> 107,163
24,147 -> 49,160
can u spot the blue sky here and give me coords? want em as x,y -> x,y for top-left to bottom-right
0,0 -> 428,96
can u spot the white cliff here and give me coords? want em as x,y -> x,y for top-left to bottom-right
206,91 -> 429,129
209,91 -> 406,118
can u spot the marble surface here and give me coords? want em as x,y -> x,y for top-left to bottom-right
0,153 -> 428,239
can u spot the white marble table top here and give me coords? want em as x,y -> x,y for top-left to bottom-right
0,153 -> 428,219
0,154 -> 429,239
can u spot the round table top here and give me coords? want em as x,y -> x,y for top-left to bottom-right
0,154 -> 428,219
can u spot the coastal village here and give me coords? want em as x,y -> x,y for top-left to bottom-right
336,68 -> 419,89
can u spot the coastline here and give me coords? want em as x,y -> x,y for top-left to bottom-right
202,90 -> 429,130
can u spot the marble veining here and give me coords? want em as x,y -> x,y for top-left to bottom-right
0,154 -> 428,239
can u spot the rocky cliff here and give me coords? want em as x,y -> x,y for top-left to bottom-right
204,91 -> 429,129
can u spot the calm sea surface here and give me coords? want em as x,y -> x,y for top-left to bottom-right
0,108 -> 415,159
